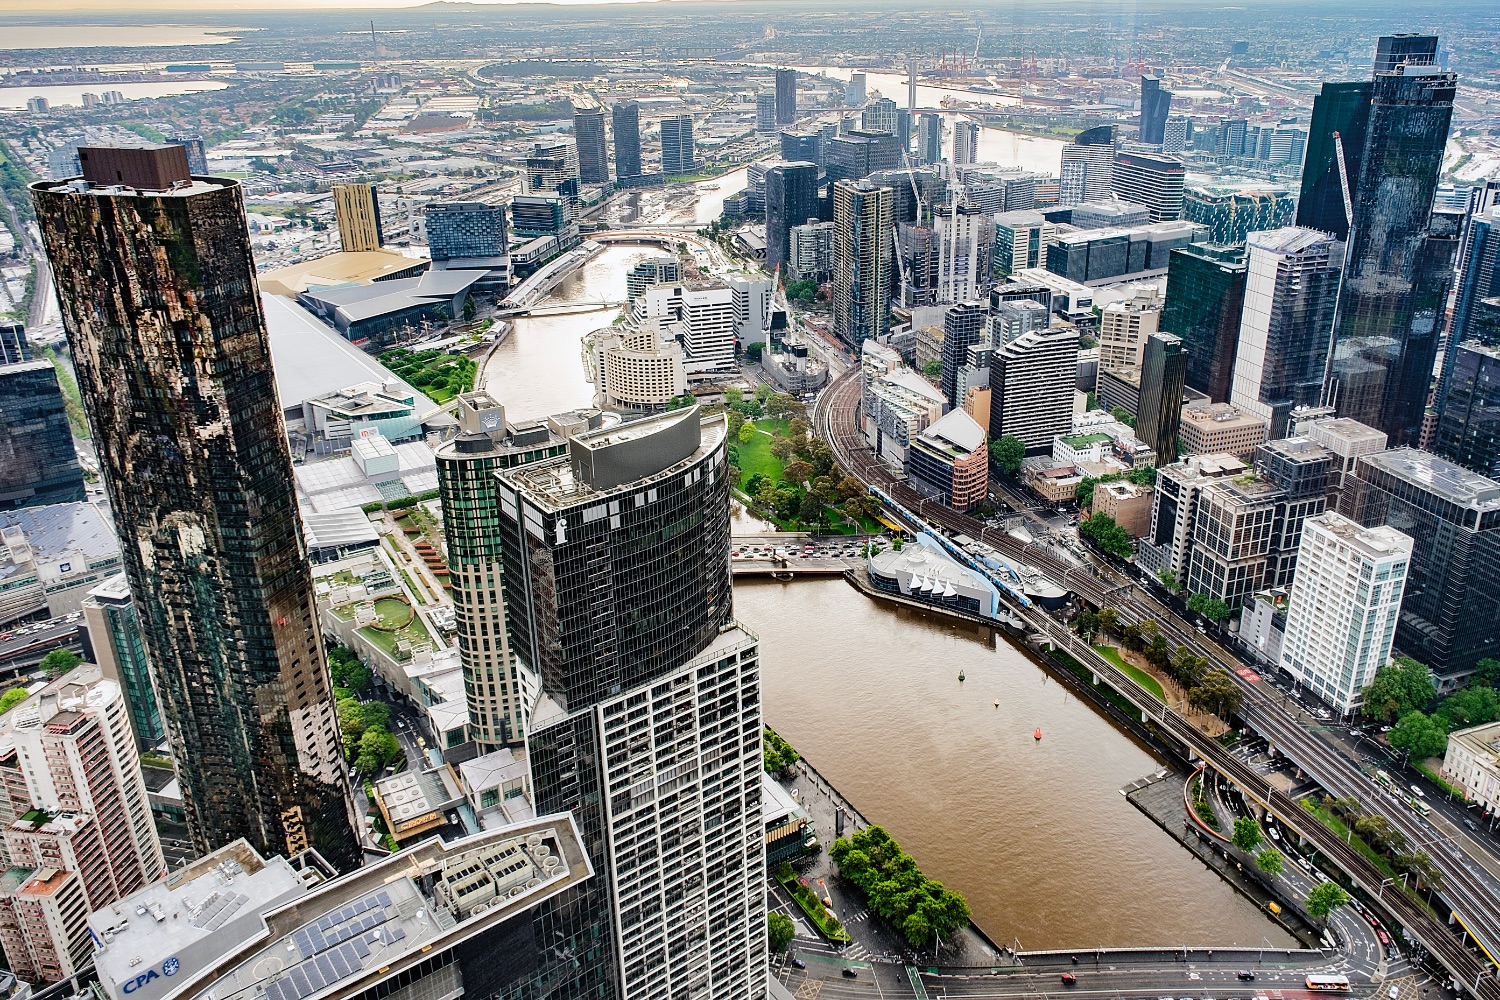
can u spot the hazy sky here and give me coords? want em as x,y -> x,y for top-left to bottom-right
0,0 -> 659,11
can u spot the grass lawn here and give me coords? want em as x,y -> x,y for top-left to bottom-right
372,597 -> 414,629
735,419 -> 789,489
358,614 -> 430,657
1094,646 -> 1166,702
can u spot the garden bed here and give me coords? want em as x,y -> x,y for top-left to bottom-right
774,866 -> 851,944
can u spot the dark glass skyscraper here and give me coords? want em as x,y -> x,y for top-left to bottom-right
497,408 -> 765,1000
1138,333 -> 1188,465
660,115 -> 695,176
775,68 -> 797,125
1342,448 -> 1500,686
32,145 -> 360,870
612,101 -> 642,180
0,357 -> 86,510
1139,76 -> 1171,146
1314,39 -> 1458,444
1160,244 -> 1246,404
425,201 -> 507,260
1296,80 -> 1373,239
1434,342 -> 1500,477
941,300 -> 988,408
573,104 -> 609,184
765,161 -> 819,277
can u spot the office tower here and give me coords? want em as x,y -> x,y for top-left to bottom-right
861,97 -> 898,135
425,201 -> 507,261
510,193 -> 569,238
1342,448 -> 1500,684
48,140 -> 84,180
765,161 -> 819,276
756,91 -> 777,134
1179,403 -> 1268,461
680,286 -> 738,371
1373,32 -> 1439,73
1307,38 -> 1458,443
845,71 -> 866,107
573,104 -> 609,184
1110,150 -> 1185,222
0,355 -> 86,510
1162,116 -> 1190,153
25,97 -> 48,113
1137,333 -> 1188,464
779,129 -> 820,163
896,109 -> 912,153
832,179 -> 894,346
0,665 -> 166,983
1161,244 -> 1247,403
1280,512 -> 1411,713
625,256 -> 681,302
434,393 -> 570,751
916,114 -> 943,165
993,210 -> 1052,278
1099,287 -> 1163,372
331,181 -> 384,252
82,573 -> 164,749
775,67 -> 797,125
32,145 -> 360,870
167,133 -> 207,174
953,120 -> 979,167
1059,125 -> 1115,204
825,129 -> 902,184
660,114 -> 695,176
990,324 -> 1080,452
1183,187 -> 1296,246
89,821 -> 617,1000
0,321 -> 26,365
1441,207 -> 1500,414
1434,342 -> 1500,476
613,101 -> 643,180
1230,227 -> 1342,438
934,206 -> 993,304
941,300 -> 988,408
497,409 -> 766,1000
1140,76 -> 1172,146
526,141 -> 581,214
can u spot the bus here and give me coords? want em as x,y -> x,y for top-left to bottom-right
1307,976 -> 1351,992
1376,770 -> 1394,790
1406,796 -> 1432,817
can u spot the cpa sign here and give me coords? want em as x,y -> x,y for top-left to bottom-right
121,957 -> 180,995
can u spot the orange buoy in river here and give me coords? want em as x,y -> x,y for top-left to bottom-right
1033,727 -> 1042,740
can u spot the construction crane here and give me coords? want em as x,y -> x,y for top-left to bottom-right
1332,130 -> 1355,229
972,26 -> 983,70
1319,130 -> 1359,411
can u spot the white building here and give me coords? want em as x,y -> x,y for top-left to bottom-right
934,206 -> 994,304
637,284 -> 738,374
990,325 -> 1080,452
1279,512 -> 1412,714
788,221 -> 834,282
583,320 -> 689,410
860,339 -> 945,466
726,274 -> 772,347
1443,721 -> 1500,813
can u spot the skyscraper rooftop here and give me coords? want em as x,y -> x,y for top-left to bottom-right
1362,448 -> 1500,507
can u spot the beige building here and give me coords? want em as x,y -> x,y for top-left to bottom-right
1444,720 -> 1500,812
1092,479 -> 1153,537
332,181 -> 385,252
583,320 -> 688,411
963,385 -> 991,435
1098,287 -> 1162,372
1179,402 -> 1269,461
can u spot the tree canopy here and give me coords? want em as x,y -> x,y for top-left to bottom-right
767,912 -> 795,952
1232,816 -> 1262,852
39,648 -> 81,678
1362,656 -> 1435,722
990,435 -> 1025,476
829,826 -> 970,948
1078,513 -> 1133,559
1388,710 -> 1449,760
1305,881 -> 1350,922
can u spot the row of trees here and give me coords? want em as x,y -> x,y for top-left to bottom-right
1072,610 -> 1243,719
330,645 -> 405,775
1078,513 -> 1132,559
1230,816 -> 1287,876
1318,795 -> 1444,890
764,727 -> 801,775
828,826 -> 971,949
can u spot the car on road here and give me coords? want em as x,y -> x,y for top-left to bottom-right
1388,988 -> 1400,999
1410,784 -> 1425,798
1465,818 -> 1479,831
1237,972 -> 1257,981
791,958 -> 806,970
1061,974 -> 1077,986
841,968 -> 857,978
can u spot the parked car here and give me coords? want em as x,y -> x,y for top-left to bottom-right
841,968 -> 858,979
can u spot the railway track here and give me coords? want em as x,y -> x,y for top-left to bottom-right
815,367 -> 1500,997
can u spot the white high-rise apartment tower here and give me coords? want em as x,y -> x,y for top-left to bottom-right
1279,511 -> 1412,714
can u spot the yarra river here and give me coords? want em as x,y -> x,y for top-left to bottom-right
479,218 -> 1296,953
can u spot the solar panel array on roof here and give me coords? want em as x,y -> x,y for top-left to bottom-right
191,891 -> 249,930
265,891 -> 401,1000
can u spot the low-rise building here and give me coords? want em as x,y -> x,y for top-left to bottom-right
1092,480 -> 1153,537
762,773 -> 813,867
1022,456 -> 1085,503
0,503 -> 122,627
583,321 -> 688,412
865,535 -> 1002,619
1444,720 -> 1500,813
301,382 -> 424,454
861,340 -> 945,467
1179,402 -> 1269,462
